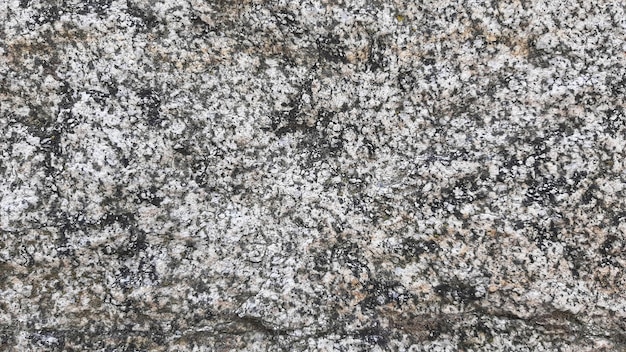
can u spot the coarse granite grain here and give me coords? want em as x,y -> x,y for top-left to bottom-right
1,0 -> 626,351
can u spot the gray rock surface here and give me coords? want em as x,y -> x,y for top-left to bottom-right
2,0 -> 626,350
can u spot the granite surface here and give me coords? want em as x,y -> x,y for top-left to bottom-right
2,0 -> 626,351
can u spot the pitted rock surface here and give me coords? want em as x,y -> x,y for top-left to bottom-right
1,0 -> 625,351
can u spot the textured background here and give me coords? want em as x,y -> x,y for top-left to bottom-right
1,0 -> 626,350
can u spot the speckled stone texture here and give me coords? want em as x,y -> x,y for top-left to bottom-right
1,0 -> 626,350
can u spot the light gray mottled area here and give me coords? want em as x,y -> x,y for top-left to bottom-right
1,0 -> 626,350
